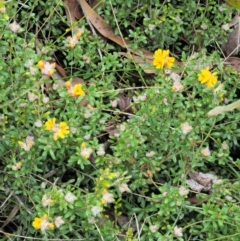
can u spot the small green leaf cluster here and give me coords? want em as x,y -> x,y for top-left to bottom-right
98,0 -> 232,54
0,0 -> 240,240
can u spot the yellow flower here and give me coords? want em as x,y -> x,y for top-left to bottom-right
66,81 -> 85,97
81,142 -> 86,149
73,84 -> 85,97
43,62 -> 55,76
48,68 -> 55,76
12,162 -> 22,171
45,118 -> 69,140
172,79 -> 184,92
101,189 -> 114,204
32,214 -> 54,231
66,36 -> 78,48
38,61 -> 56,76
75,27 -> 84,39
76,32 -> 82,39
45,118 -> 56,131
52,122 -> 70,140
16,162 -> 22,169
80,142 -> 92,159
58,122 -> 70,138
18,141 -> 24,147
66,28 -> 84,48
32,217 -> 42,229
153,49 -> 175,69
37,60 -> 44,69
47,223 -> 54,229
65,81 -> 71,89
198,67 -> 217,88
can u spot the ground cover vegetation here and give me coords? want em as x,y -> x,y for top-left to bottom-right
0,0 -> 240,240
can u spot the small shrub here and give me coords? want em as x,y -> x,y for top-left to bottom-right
0,0 -> 240,240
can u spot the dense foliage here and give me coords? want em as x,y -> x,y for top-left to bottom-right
0,0 -> 240,240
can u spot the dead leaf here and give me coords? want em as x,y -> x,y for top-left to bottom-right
186,171 -> 216,192
207,105 -> 226,116
222,16 -> 240,56
64,0 -> 82,22
117,93 -> 132,113
188,172 -> 215,187
44,168 -> 60,179
72,77 -> 85,85
207,99 -> 240,116
224,56 -> 240,72
186,196 -> 208,204
186,179 -> 206,192
105,124 -> 118,136
55,63 -> 67,77
1,205 -> 19,229
78,0 -> 129,46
